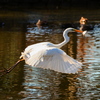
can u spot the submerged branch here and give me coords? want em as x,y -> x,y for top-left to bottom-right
0,59 -> 24,78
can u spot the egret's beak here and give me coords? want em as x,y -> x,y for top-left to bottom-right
74,29 -> 87,35
74,29 -> 83,33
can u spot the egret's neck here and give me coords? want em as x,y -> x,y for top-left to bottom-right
55,30 -> 69,48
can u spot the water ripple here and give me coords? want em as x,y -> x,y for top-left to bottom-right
77,24 -> 100,100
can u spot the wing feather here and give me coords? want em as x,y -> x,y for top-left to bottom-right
22,45 -> 82,74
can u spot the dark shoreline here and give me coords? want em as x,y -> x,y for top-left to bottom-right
0,0 -> 100,10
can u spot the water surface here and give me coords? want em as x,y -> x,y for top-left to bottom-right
0,8 -> 100,100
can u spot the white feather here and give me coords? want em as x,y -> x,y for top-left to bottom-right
21,43 -> 82,74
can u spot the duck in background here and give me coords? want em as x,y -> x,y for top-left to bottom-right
79,17 -> 94,31
36,19 -> 48,26
36,17 -> 94,31
36,19 -> 49,29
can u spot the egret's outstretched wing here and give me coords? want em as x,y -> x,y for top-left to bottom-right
21,46 -> 82,74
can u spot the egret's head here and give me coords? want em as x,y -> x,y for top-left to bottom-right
65,28 -> 87,35
64,28 -> 87,36
73,28 -> 87,35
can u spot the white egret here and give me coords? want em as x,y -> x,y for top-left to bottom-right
19,28 -> 86,74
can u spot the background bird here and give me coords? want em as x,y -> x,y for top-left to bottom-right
79,17 -> 93,31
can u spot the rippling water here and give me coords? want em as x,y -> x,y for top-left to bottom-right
0,9 -> 100,100
76,26 -> 100,100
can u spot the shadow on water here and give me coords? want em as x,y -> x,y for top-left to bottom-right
0,8 -> 100,100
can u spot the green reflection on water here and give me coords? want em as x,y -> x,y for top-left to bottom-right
0,15 -> 26,99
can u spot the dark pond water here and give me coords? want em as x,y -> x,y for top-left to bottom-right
0,8 -> 100,100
